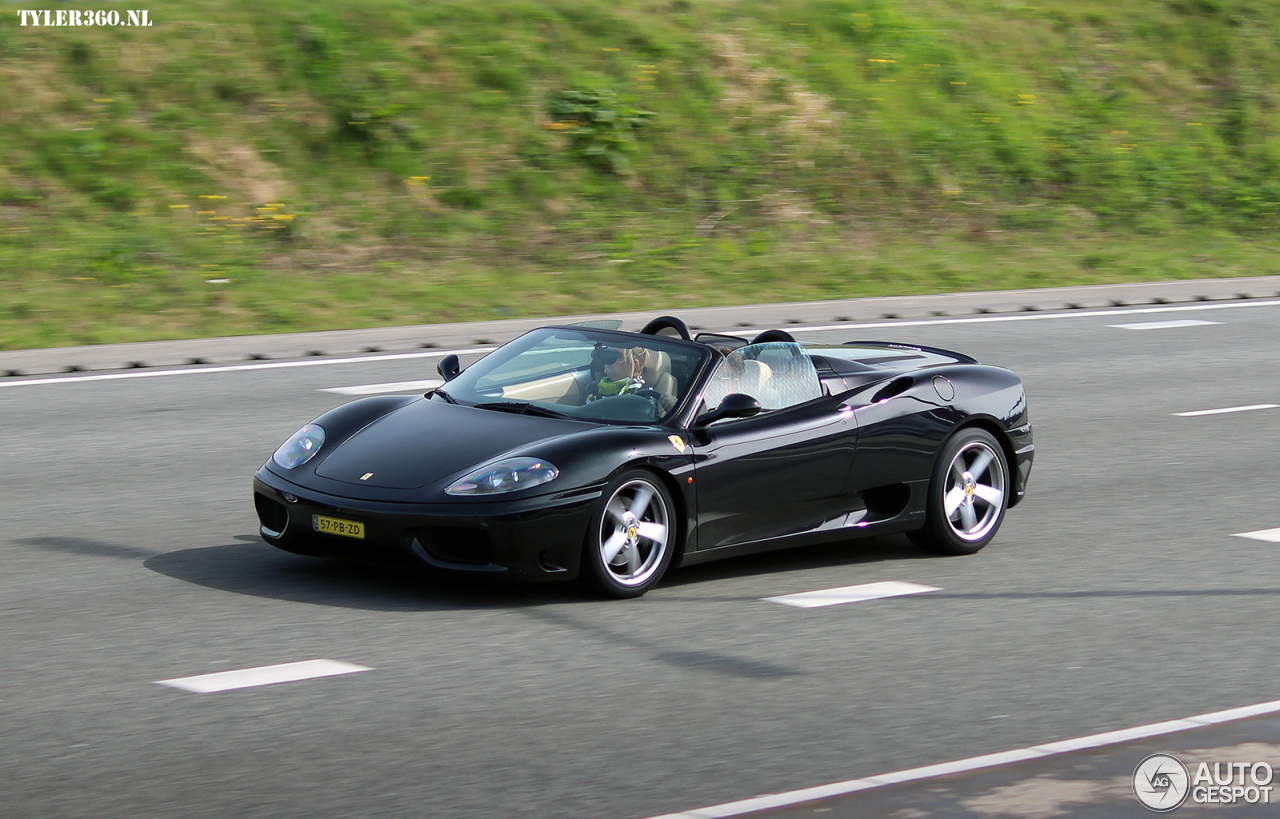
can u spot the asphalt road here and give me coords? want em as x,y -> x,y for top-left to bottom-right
2,300 -> 1278,819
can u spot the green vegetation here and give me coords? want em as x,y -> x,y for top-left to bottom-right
2,0 -> 1278,349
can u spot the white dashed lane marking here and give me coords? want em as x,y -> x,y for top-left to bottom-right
1232,528 -> 1280,543
1109,319 -> 1221,330
155,659 -> 372,693
322,379 -> 443,395
764,581 -> 940,608
1174,404 -> 1280,417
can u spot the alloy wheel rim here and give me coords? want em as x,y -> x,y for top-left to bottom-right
943,441 -> 1005,542
599,479 -> 669,587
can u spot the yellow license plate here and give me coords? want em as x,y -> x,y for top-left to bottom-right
312,514 -> 365,540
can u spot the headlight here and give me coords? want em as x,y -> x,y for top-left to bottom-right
272,423 -> 325,469
446,457 -> 559,496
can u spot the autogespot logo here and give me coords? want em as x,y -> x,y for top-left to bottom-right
1134,753 -> 1276,811
1134,754 -> 1191,812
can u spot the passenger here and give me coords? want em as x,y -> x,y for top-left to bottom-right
586,346 -> 649,402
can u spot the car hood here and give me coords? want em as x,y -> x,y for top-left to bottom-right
314,399 -> 587,490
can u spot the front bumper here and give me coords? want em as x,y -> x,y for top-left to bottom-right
253,467 -> 599,580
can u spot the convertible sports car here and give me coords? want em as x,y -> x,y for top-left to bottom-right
254,316 -> 1033,598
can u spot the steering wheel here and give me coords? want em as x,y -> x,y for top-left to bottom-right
633,388 -> 667,417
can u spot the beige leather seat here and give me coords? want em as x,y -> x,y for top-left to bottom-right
642,350 -> 678,407
701,357 -> 770,409
755,345 -> 821,409
737,359 -> 771,401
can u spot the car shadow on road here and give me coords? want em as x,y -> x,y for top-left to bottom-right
20,532 -> 936,611
17,535 -> 156,562
142,539 -> 586,611
142,535 -> 936,611
661,533 -> 932,590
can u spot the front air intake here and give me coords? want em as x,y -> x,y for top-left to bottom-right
254,493 -> 289,536
416,528 -> 494,566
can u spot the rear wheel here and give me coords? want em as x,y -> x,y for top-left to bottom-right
909,428 -> 1008,556
581,470 -> 675,598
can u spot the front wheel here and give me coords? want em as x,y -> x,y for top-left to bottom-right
909,428 -> 1009,556
581,470 -> 676,598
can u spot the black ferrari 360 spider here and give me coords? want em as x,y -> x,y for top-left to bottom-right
254,316 -> 1033,597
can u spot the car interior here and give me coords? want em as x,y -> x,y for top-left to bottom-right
445,317 -> 948,424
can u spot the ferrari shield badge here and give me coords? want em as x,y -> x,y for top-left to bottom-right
360,472 -> 374,481
668,435 -> 686,453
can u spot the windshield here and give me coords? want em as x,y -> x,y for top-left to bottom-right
702,342 -> 823,412
437,328 -> 711,425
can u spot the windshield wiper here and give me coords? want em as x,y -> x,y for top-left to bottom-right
472,401 -> 568,419
432,387 -> 458,404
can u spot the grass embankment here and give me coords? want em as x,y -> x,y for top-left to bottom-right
2,0 -> 1278,349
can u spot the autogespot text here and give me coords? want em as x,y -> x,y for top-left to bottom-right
1192,762 -> 1274,806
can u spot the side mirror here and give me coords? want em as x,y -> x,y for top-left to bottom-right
695,393 -> 761,427
437,354 -> 461,382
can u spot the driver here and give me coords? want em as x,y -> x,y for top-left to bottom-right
586,346 -> 648,402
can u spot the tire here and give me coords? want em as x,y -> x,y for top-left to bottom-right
908,427 -> 1009,556
581,469 -> 676,598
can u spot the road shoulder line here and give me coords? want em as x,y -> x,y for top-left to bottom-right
4,274 -> 1279,376
643,698 -> 1280,819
